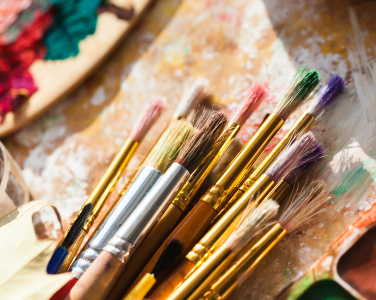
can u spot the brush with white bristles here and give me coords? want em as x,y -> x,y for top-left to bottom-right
202,181 -> 333,300
107,84 -> 268,300
47,97 -> 166,275
165,200 -> 279,300
175,77 -> 209,119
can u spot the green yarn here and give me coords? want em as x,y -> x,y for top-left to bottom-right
44,0 -> 103,60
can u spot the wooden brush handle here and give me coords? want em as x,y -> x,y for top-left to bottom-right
148,258 -> 196,300
106,204 -> 183,300
69,251 -> 125,300
130,200 -> 217,298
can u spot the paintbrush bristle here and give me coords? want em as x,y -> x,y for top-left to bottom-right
273,67 -> 320,121
231,84 -> 268,125
279,180 -> 333,233
144,120 -> 194,173
129,96 -> 166,142
282,142 -> 324,185
175,77 -> 209,119
307,75 -> 345,118
265,132 -> 323,185
226,199 -> 279,254
175,110 -> 228,173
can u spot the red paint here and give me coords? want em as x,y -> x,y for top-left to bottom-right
49,278 -> 77,300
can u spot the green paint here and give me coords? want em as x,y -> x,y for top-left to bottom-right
331,166 -> 369,198
296,280 -> 356,300
284,268 -> 290,277
184,46 -> 191,54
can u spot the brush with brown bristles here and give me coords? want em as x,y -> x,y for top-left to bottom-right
47,97 -> 166,275
109,84 -> 267,300
201,181 -> 333,300
68,111 -> 228,300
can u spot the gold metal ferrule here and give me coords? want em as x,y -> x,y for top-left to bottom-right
172,122 -> 240,211
187,174 -> 274,265
201,113 -> 284,211
240,112 -> 315,192
168,245 -> 236,300
263,180 -> 291,204
209,223 -> 287,299
82,138 -> 139,231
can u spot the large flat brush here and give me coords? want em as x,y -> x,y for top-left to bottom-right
147,132 -> 323,300
109,84 -> 267,300
201,181 -> 333,300
213,74 -> 344,222
46,97 -> 166,275
71,120 -> 194,280
68,111 -> 228,300
130,68 -> 319,295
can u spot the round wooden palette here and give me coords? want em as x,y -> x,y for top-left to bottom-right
0,0 -> 152,138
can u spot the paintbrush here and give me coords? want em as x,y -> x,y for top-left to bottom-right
200,181 -> 333,300
71,119 -> 194,280
69,78 -> 208,265
146,132 -> 323,299
128,199 -> 279,300
128,68 -> 319,295
165,199 -> 280,300
68,111 -> 228,300
107,84 -> 267,300
213,75 -> 344,222
46,97 -> 166,275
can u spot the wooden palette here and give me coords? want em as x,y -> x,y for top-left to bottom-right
0,0 -> 152,138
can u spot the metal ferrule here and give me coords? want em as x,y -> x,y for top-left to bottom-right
71,166 -> 162,278
210,223 -> 287,299
190,174 -> 274,264
104,162 -> 190,263
168,245 -> 235,300
201,114 -> 284,211
81,138 -> 139,232
262,179 -> 291,204
240,112 -> 315,192
172,122 -> 240,211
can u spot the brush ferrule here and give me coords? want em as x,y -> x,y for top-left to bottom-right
263,180 -> 291,204
209,223 -> 286,299
202,114 -> 284,211
104,236 -> 134,263
72,166 -> 162,277
241,112 -> 315,190
172,122 -> 240,211
196,174 -> 275,259
106,162 -> 190,263
82,139 -> 139,232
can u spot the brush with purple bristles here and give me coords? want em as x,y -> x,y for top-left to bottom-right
242,75 -> 344,188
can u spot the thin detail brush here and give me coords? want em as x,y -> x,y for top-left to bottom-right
215,74 -> 343,221
71,120 -> 194,280
202,181 -> 333,300
47,97 -> 166,275
148,132 -> 323,300
165,200 -> 280,300
110,84 -> 267,300
135,68 -> 320,296
69,111 -> 228,300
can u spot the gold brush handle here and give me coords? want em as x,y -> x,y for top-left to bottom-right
205,224 -> 287,300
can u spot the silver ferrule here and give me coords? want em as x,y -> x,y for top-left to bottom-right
104,162 -> 190,263
71,166 -> 161,278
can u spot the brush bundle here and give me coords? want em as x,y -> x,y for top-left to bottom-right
42,69 -> 347,300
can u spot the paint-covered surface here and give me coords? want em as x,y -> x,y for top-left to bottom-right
2,0 -> 376,299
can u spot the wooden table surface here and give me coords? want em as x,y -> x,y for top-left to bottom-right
3,0 -> 376,299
